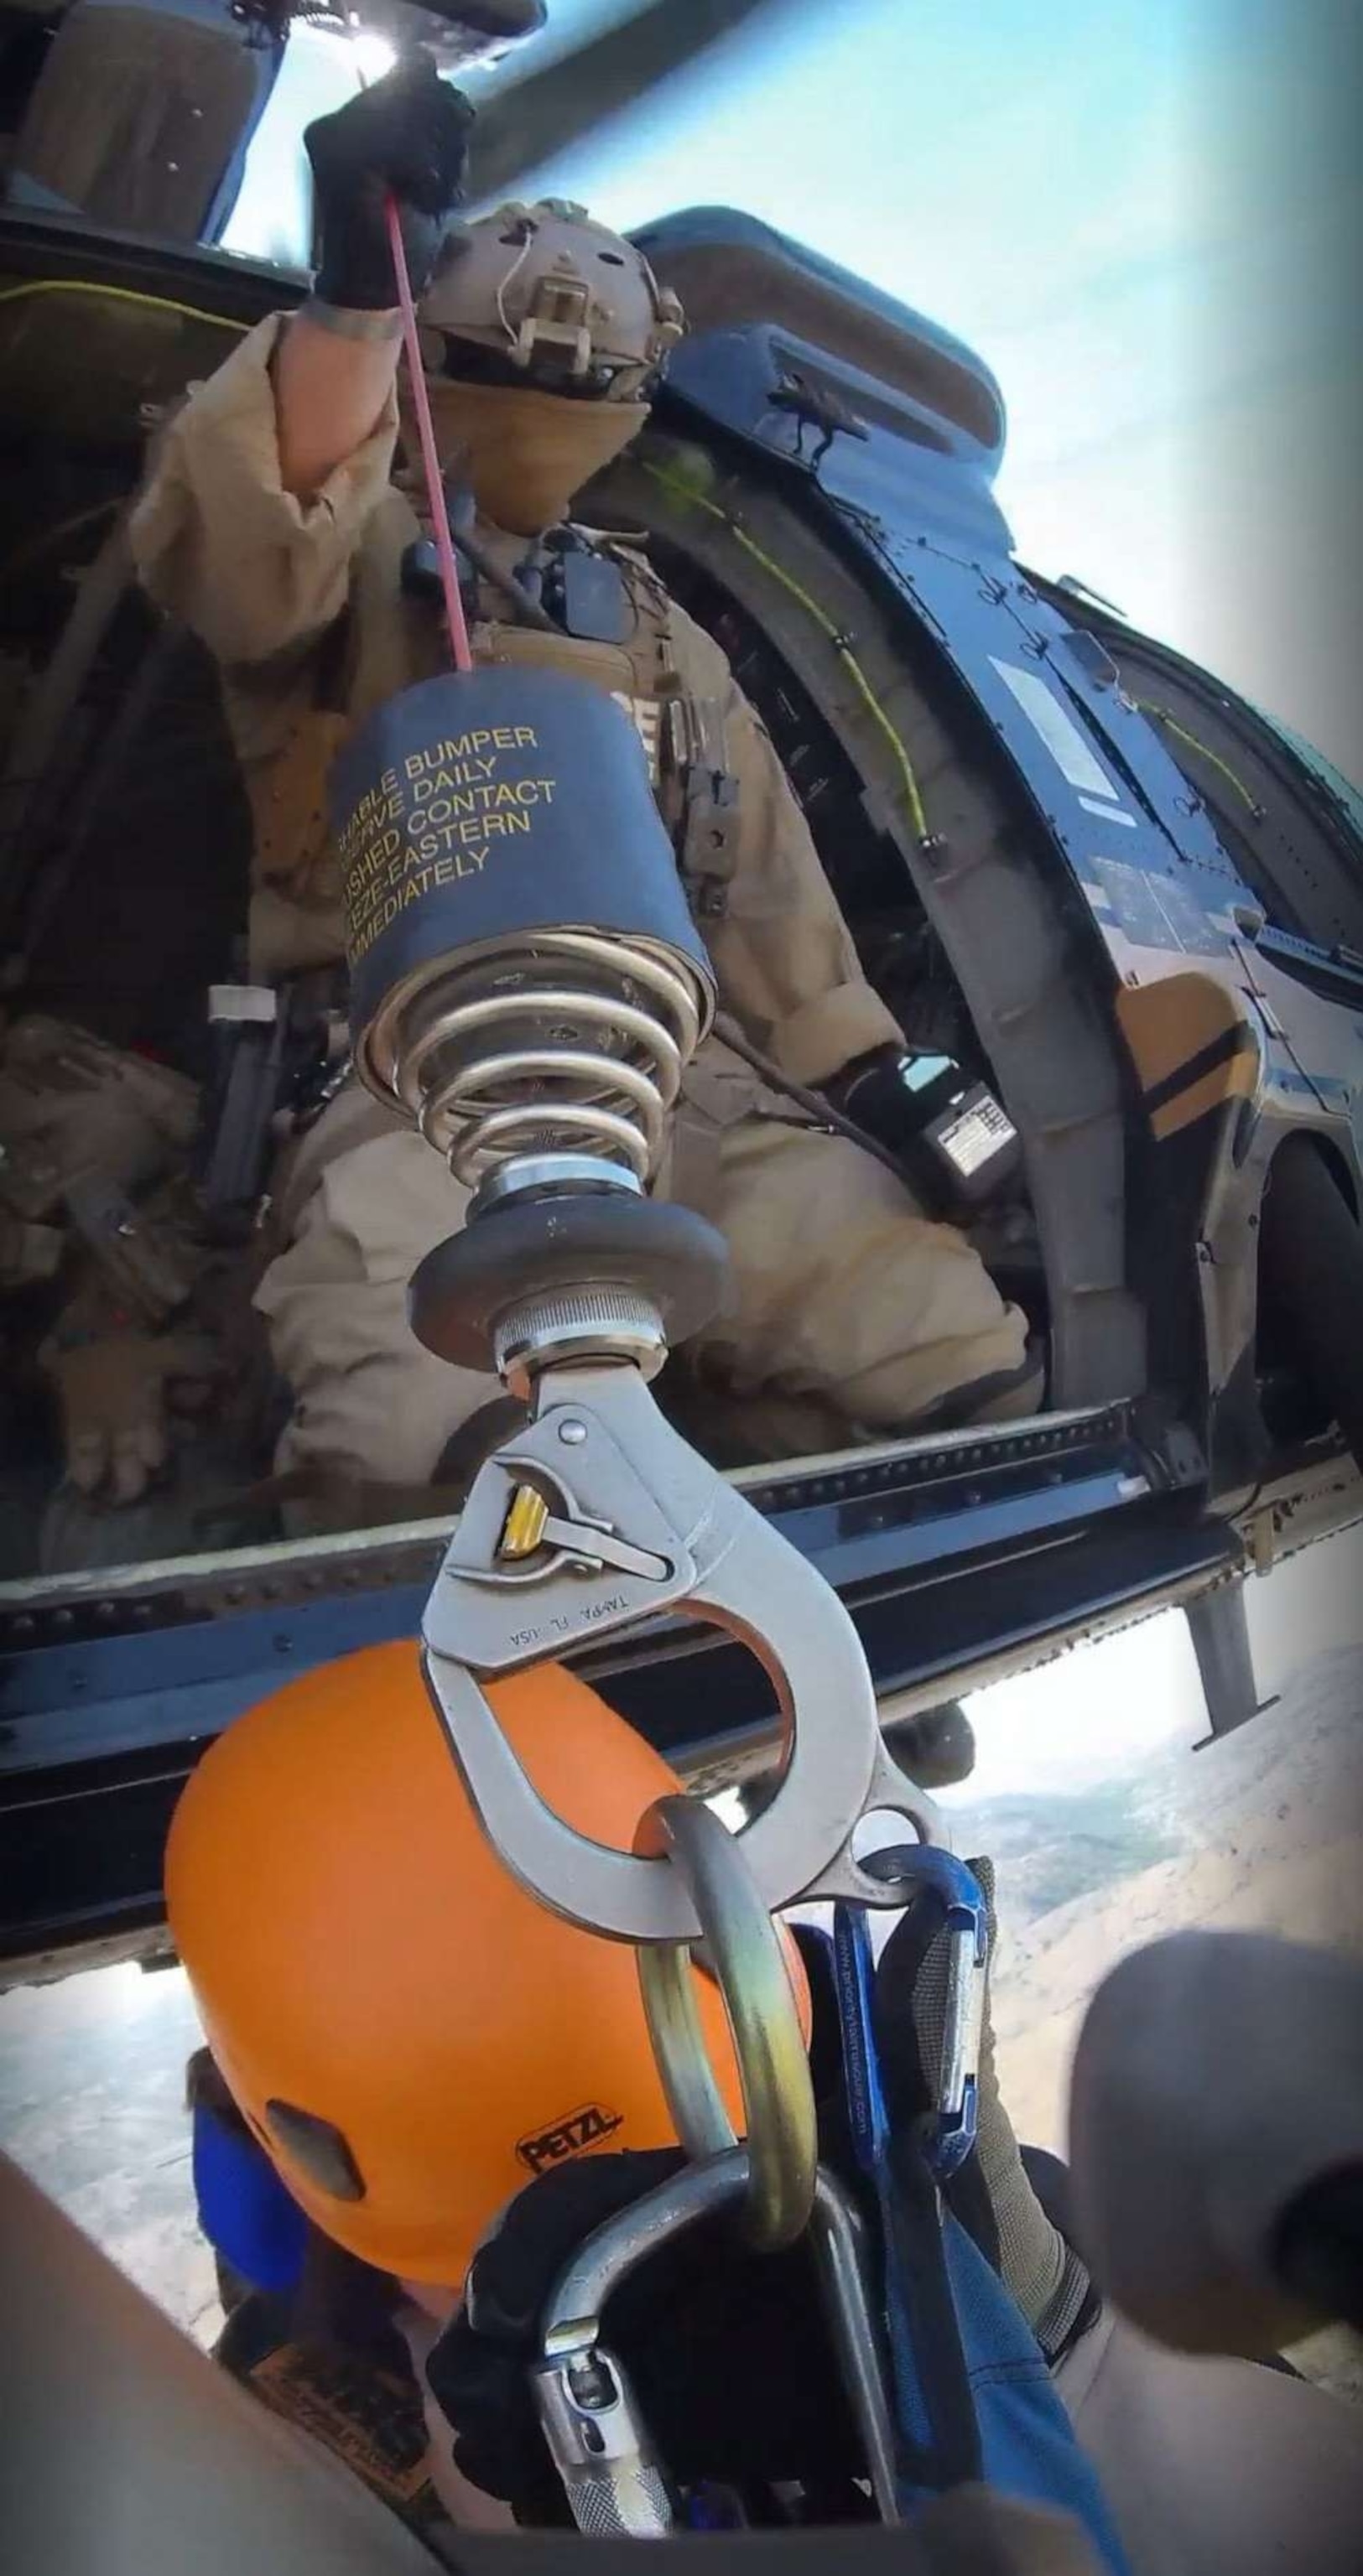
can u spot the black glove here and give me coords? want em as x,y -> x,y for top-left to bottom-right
424,2146 -> 866,2527
425,1907 -> 1090,2527
304,58 -> 473,311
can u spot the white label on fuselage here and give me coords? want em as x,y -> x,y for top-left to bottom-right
988,657 -> 1123,802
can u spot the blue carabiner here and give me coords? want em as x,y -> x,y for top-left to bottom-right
858,1846 -> 989,2180
831,1897 -> 892,2168
829,1864 -> 990,2498
830,1896 -> 931,2471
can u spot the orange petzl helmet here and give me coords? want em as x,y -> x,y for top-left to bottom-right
166,1641 -> 809,2288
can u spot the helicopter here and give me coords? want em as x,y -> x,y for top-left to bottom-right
2,0 -> 1362,1985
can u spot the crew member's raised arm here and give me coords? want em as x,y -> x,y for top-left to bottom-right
273,310 -> 403,503
130,61 -> 471,662
277,60 -> 471,496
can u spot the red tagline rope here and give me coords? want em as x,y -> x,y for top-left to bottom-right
385,193 -> 473,675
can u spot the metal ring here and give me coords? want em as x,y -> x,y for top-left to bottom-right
635,1793 -> 817,2250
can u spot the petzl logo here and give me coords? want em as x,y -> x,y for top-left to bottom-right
516,2103 -> 623,2175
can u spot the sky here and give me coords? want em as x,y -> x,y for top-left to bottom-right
496,0 -> 1363,776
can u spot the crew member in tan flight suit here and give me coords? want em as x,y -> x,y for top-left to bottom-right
125,60 -> 1039,1512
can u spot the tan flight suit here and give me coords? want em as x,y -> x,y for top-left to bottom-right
131,315 -> 1036,1486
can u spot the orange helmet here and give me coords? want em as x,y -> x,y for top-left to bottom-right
166,1642 -> 808,2288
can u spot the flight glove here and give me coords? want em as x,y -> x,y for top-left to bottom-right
426,2142 -> 866,2525
426,1873 -> 1095,2522
304,58 -> 474,311
431,2172 -> 1100,2570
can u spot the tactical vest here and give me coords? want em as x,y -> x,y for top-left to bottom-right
245,491 -> 737,983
